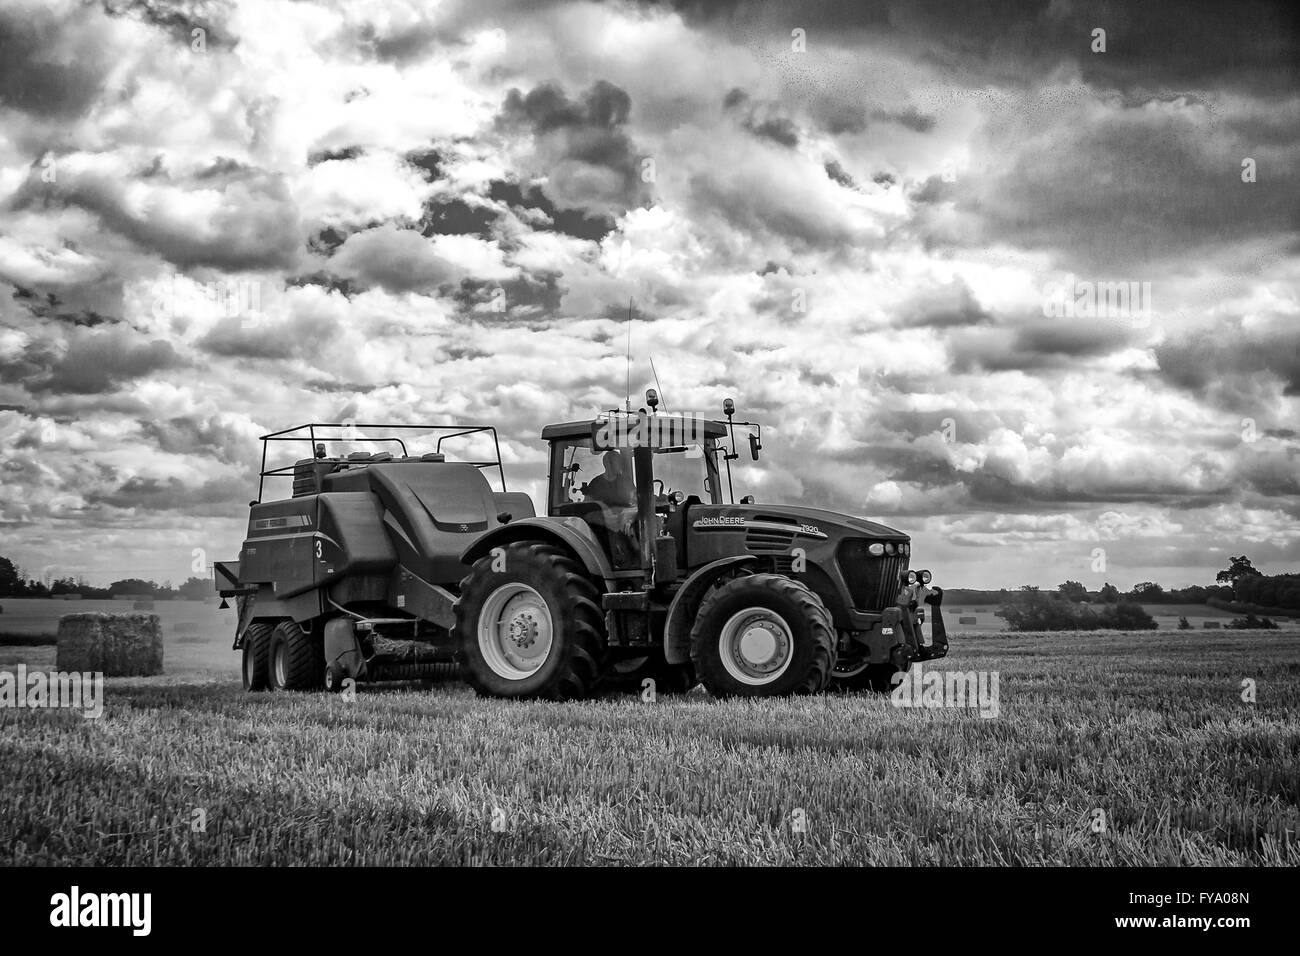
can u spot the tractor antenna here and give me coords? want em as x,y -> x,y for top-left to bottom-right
625,298 -> 633,412
649,356 -> 667,411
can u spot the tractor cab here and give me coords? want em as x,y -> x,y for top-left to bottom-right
541,411 -> 728,571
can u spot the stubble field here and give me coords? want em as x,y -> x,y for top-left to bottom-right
1,601 -> 1295,866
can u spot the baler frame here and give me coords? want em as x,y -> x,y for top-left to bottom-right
254,422 -> 508,502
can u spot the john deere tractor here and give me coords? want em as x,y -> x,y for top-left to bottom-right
216,401 -> 947,700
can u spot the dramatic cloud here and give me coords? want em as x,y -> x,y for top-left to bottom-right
0,0 -> 1296,588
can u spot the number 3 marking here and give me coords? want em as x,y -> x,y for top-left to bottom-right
315,540 -> 323,559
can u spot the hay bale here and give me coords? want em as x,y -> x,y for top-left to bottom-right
958,616 -> 978,625
132,600 -> 155,610
1202,620 -> 1221,629
57,613 -> 163,676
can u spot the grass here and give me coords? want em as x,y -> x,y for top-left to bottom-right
1,627 -> 1297,865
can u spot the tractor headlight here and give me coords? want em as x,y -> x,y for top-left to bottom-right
899,543 -> 909,555
867,542 -> 885,557
904,570 -> 917,586
918,569 -> 932,584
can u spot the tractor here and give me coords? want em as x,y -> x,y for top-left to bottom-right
215,401 -> 948,699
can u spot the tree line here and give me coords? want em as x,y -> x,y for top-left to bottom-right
0,556 -> 210,601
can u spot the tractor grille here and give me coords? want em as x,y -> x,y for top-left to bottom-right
745,515 -> 798,554
745,528 -> 796,553
838,540 -> 908,612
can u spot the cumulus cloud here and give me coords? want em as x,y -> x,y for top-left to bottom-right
0,0 -> 1296,588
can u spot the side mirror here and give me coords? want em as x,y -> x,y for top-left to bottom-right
748,433 -> 761,460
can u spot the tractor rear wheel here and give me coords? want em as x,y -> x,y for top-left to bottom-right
455,542 -> 606,700
268,620 -> 325,691
691,574 -> 836,698
241,622 -> 273,692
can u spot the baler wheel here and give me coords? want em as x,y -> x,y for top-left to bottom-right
268,620 -> 325,691
691,574 -> 836,698
455,541 -> 606,700
241,621 -> 274,692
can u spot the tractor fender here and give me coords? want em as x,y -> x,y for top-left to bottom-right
662,555 -> 759,665
460,517 -> 615,585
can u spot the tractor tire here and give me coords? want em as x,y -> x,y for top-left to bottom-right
268,620 -> 325,691
455,541 -> 607,700
691,574 -> 836,698
608,651 -> 698,697
241,622 -> 274,692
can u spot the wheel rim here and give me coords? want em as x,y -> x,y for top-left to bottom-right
478,583 -> 554,680
718,607 -> 794,685
273,642 -> 287,687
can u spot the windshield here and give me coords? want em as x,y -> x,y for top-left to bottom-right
654,440 -> 721,503
550,437 -> 723,511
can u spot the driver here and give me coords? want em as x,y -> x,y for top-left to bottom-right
583,450 -> 635,507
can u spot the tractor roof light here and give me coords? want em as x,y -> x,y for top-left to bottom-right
723,398 -> 735,418
646,388 -> 659,410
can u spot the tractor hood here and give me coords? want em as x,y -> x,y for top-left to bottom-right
688,502 -> 907,540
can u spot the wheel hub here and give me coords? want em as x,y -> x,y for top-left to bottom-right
508,614 -> 539,649
478,583 -> 554,680
718,607 -> 794,685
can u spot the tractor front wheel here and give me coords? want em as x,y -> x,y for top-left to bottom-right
455,542 -> 606,700
691,574 -> 835,698
267,620 -> 325,691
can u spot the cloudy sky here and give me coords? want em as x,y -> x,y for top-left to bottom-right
0,0 -> 1297,590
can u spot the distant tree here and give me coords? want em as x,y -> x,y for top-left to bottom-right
1130,581 -> 1164,601
1099,582 -> 1120,603
1216,556 -> 1262,594
1227,614 -> 1279,630
1058,580 -> 1088,603
0,556 -> 21,597
1097,602 -> 1158,630
176,577 -> 210,601
1177,616 -> 1192,630
108,578 -> 158,597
